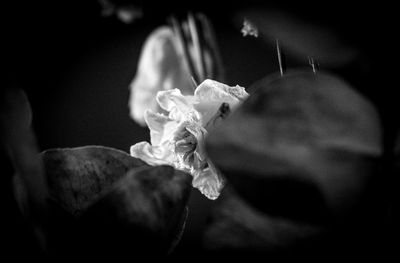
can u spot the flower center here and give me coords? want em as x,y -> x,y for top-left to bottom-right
172,122 -> 198,167
175,130 -> 196,164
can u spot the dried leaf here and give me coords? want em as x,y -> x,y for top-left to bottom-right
14,146 -> 192,257
41,146 -> 147,216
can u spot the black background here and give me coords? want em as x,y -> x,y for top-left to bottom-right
2,0 -> 398,260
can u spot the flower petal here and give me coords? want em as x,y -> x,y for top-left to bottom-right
144,110 -> 179,146
130,141 -> 174,166
195,79 -> 248,103
192,164 -> 225,200
156,89 -> 182,111
144,110 -> 170,132
193,79 -> 248,125
156,89 -> 199,122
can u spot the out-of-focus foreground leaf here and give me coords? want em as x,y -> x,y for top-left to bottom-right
203,187 -> 322,253
0,88 -> 48,226
14,146 -> 192,258
204,70 -> 384,257
41,146 -> 146,217
1,88 -> 49,258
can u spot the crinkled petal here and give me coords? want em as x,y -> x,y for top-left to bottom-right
144,110 -> 180,146
130,141 -> 174,166
195,79 -> 248,103
191,164 -> 225,200
144,110 -> 169,145
156,89 -> 186,111
157,89 -> 199,122
144,110 -> 170,132
193,79 -> 248,125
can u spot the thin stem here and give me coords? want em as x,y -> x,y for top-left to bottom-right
190,76 -> 198,89
197,13 -> 225,82
169,16 -> 200,84
188,12 -> 205,81
276,39 -> 285,76
308,56 -> 318,74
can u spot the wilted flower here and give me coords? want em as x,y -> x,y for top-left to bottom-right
130,79 -> 249,199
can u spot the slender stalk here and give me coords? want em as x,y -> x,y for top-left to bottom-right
308,56 -> 318,74
276,39 -> 285,76
188,13 -> 205,81
197,13 -> 225,82
190,76 -> 198,89
169,16 -> 200,85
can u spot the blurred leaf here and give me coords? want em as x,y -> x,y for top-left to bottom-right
0,88 -> 32,131
203,187 -> 322,253
41,145 -> 147,216
1,89 -> 47,225
206,70 -> 382,220
14,145 -> 192,257
79,165 -> 191,256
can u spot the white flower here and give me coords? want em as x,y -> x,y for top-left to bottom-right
130,79 -> 249,200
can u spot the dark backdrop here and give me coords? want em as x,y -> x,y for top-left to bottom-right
2,0 -> 397,260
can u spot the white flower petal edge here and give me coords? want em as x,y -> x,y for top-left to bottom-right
130,79 -> 249,200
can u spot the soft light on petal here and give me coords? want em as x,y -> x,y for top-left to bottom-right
144,110 -> 180,146
192,164 -> 225,200
156,89 -> 199,122
130,141 -> 174,166
144,110 -> 169,145
156,89 -> 184,112
194,79 -> 248,125
195,79 -> 248,103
